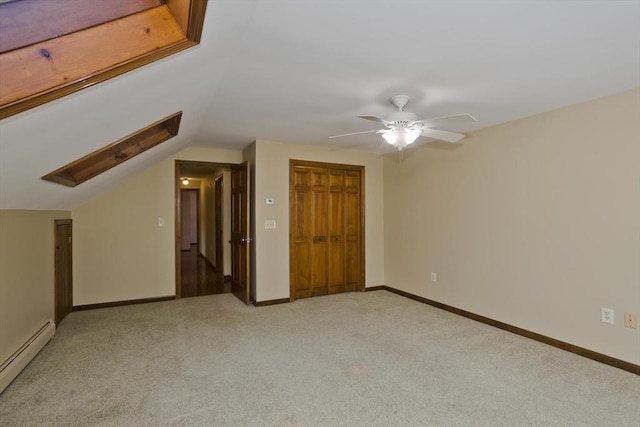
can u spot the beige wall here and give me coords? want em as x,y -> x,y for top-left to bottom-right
384,89 -> 640,364
250,140 -> 385,302
0,210 -> 70,364
72,147 -> 242,305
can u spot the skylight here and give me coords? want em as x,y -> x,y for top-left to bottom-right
0,0 -> 161,53
0,0 -> 208,119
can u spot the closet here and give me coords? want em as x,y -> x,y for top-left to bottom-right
289,160 -> 364,299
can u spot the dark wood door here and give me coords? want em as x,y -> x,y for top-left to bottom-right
231,161 -> 250,304
214,176 -> 224,285
54,219 -> 72,325
290,161 -> 363,300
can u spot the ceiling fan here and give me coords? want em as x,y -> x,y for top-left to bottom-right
330,95 -> 477,151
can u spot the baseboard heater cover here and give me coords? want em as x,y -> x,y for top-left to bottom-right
0,320 -> 55,393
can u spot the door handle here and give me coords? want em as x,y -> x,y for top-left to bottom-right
241,238 -> 253,243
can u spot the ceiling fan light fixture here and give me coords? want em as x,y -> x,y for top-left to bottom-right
330,94 -> 476,149
382,128 -> 421,150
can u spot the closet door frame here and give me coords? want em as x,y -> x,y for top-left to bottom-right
289,159 -> 365,301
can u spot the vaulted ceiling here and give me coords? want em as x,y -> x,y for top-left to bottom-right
1,1 -> 638,210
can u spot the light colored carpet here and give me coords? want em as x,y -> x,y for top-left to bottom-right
1,291 -> 638,426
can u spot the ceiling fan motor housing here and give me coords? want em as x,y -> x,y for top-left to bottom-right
387,95 -> 418,127
330,93 -> 472,146
386,111 -> 418,126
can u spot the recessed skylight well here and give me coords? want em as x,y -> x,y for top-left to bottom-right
42,112 -> 182,187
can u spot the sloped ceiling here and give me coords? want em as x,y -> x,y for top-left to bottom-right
0,1 -> 638,210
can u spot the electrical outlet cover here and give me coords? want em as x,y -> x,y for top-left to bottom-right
601,307 -> 614,324
624,313 -> 638,329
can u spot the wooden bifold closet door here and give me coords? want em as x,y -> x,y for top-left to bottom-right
290,160 -> 364,300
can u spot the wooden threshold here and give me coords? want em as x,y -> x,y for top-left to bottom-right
42,111 -> 182,187
375,286 -> 640,376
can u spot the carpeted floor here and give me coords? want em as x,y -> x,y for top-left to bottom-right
1,291 -> 638,426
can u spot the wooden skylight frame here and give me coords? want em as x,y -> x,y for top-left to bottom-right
0,0 -> 207,120
42,111 -> 182,187
0,0 -> 163,54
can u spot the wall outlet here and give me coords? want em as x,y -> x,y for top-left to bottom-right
601,307 -> 614,324
624,313 -> 638,329
158,217 -> 165,227
430,272 -> 437,282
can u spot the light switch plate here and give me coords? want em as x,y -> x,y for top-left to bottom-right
266,198 -> 275,205
264,219 -> 276,229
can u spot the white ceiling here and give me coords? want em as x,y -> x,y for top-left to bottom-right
1,1 -> 639,210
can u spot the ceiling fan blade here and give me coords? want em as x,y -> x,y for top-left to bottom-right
329,129 -> 385,139
421,128 -> 466,143
418,113 -> 477,129
357,115 -> 386,123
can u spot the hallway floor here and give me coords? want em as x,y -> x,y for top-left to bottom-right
180,244 -> 231,298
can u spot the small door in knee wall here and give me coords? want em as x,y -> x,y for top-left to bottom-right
54,219 -> 72,325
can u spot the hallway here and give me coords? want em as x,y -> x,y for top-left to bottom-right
180,244 -> 231,298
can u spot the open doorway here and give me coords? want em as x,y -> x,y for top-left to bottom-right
175,161 -> 235,298
179,187 -> 204,297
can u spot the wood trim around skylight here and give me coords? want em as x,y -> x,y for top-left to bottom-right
42,111 -> 182,187
0,0 -> 208,120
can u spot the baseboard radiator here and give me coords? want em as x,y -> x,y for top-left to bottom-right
0,320 -> 55,393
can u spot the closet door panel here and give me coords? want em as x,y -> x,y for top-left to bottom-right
329,169 -> 345,293
311,169 -> 329,295
291,169 -> 313,298
345,237 -> 359,291
292,241 -> 312,298
344,170 -> 360,291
